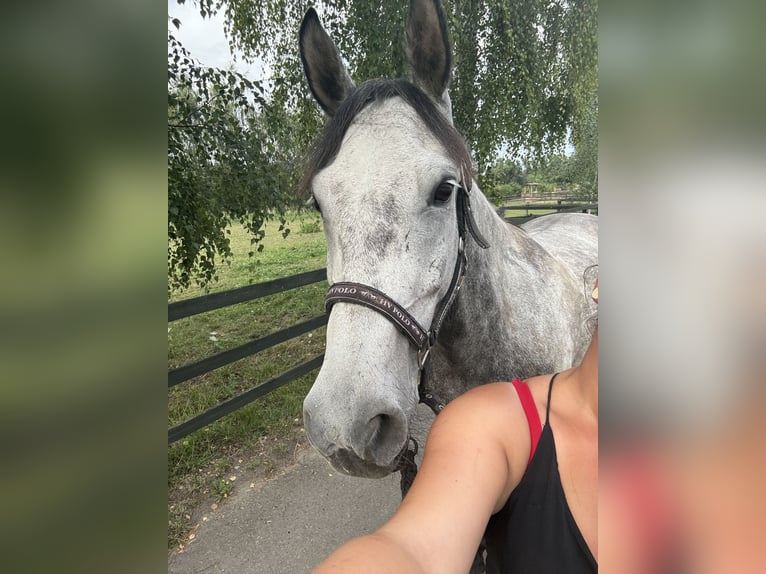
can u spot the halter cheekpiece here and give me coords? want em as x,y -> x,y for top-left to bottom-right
324,177 -> 489,414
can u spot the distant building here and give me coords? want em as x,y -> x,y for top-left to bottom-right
522,182 -> 541,198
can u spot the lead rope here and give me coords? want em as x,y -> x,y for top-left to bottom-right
396,437 -> 419,497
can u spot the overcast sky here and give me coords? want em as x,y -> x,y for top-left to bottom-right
168,1 -> 266,80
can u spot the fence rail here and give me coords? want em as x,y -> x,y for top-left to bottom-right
500,201 -> 598,225
168,268 -> 328,322
168,354 -> 325,444
168,314 -> 328,388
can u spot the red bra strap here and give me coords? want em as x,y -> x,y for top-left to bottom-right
511,379 -> 543,469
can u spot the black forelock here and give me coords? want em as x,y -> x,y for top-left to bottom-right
298,78 -> 472,197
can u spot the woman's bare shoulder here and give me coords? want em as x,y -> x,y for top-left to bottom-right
443,379 -> 546,426
428,381 -> 537,498
434,381 -> 526,429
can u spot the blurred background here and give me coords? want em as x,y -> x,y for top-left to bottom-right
600,0 -> 766,570
0,1 -> 165,572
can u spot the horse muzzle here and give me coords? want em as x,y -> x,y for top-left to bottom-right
320,445 -> 403,479
302,399 -> 410,478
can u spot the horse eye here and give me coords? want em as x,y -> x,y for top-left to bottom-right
433,181 -> 454,204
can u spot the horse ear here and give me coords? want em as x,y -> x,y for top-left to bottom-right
299,8 -> 355,117
405,0 -> 452,110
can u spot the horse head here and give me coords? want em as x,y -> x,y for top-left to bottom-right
299,0 -> 473,477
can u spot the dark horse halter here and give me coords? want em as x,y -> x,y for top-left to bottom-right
324,177 -> 489,413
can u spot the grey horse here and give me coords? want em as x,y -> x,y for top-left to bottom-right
299,0 -> 597,479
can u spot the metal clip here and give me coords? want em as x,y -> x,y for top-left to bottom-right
417,344 -> 431,370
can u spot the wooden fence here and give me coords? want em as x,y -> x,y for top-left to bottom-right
167,268 -> 328,444
500,200 -> 598,225
167,205 -> 597,443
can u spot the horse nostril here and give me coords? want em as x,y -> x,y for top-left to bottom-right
366,413 -> 390,450
351,410 -> 407,464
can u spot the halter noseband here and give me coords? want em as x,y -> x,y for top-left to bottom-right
324,178 -> 489,414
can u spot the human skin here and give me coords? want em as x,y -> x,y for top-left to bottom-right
313,331 -> 599,573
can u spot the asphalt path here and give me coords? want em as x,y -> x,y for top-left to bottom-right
168,404 -> 435,574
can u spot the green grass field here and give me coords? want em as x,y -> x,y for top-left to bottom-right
167,212 -> 327,550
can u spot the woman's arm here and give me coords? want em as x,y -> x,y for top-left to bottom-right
312,530 -> 428,574
313,383 -> 532,574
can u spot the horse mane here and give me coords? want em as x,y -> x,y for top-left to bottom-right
298,78 -> 473,198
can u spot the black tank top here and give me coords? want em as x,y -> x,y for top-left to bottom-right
484,374 -> 597,573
